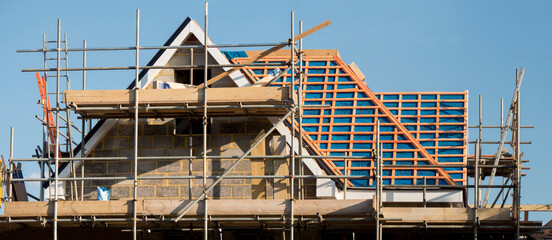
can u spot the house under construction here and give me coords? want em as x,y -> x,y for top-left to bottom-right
0,5 -> 549,240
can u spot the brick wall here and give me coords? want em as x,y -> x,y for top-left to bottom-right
69,117 -> 316,200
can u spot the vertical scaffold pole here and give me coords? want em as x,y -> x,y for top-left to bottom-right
375,120 -> 382,240
42,33 -> 52,169
40,33 -> 47,202
203,2 -> 209,240
289,11 -> 295,240
500,97 -> 505,202
53,18 -> 61,240
482,68 -> 524,207
478,95 -> 482,207
81,39 -> 87,201
474,139 -> 480,240
189,48 -> 194,200
515,90 -> 521,239
65,33 -> 77,201
298,20 -> 304,200
344,156 -> 347,199
133,9 -> 140,240
8,127 -> 14,202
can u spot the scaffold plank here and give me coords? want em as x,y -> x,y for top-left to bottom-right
64,87 -> 292,106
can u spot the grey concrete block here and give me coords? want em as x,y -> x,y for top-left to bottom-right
232,185 -> 251,198
220,173 -> 244,185
157,160 -> 181,172
82,180 -> 93,187
234,135 -> 254,148
244,172 -> 252,184
140,178 -> 165,185
130,136 -> 152,149
84,162 -> 107,174
104,137 -> 129,149
107,161 -> 132,174
220,160 -> 234,169
118,124 -> 135,136
168,175 -> 191,185
117,149 -> 134,158
211,135 -> 233,148
167,148 -> 188,157
143,124 -> 167,136
229,117 -> 249,122
191,186 -> 205,198
156,186 -> 179,198
191,160 -> 203,172
141,148 -> 166,157
246,121 -> 273,134
214,185 -> 231,198
221,148 -> 245,157
209,159 -> 230,173
91,178 -> 117,186
93,150 -> 117,157
137,186 -> 154,198
153,136 -> 173,148
115,176 -> 134,186
180,186 -> 191,198
190,185 -> 230,198
110,187 -> 131,199
235,159 -> 251,172
106,126 -> 118,136
174,136 -> 187,148
192,178 -> 215,186
192,136 -> 210,147
137,160 -> 156,174
219,122 -> 244,134
210,121 -> 220,134
196,147 -> 221,157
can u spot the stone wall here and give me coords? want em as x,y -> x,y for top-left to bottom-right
69,117 -> 316,200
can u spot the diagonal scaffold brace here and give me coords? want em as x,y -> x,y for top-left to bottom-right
174,107 -> 296,222
481,67 -> 524,207
197,20 -> 331,88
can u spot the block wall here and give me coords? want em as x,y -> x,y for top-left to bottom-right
68,117 -> 316,200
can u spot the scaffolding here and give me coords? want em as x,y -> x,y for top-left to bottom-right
2,3 -> 545,240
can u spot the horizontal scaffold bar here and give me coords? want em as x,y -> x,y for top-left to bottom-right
468,125 -> 533,128
22,62 -> 287,72
16,42 -> 290,53
9,154 -> 373,162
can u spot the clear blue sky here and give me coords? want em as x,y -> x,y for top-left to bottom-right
0,0 -> 550,222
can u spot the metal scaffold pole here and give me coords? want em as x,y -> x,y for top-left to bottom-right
298,20 -> 304,200
203,2 -> 209,240
8,127 -> 14,202
174,109 -> 296,222
81,39 -> 87,201
375,120 -> 382,240
133,9 -> 140,240
515,90 -> 521,239
289,11 -> 296,240
40,33 -> 47,202
474,138 -> 480,240
53,18 -> 61,240
482,68 -> 524,207
476,94 -> 483,208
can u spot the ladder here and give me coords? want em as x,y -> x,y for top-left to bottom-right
39,33 -> 78,159
38,33 -> 81,201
